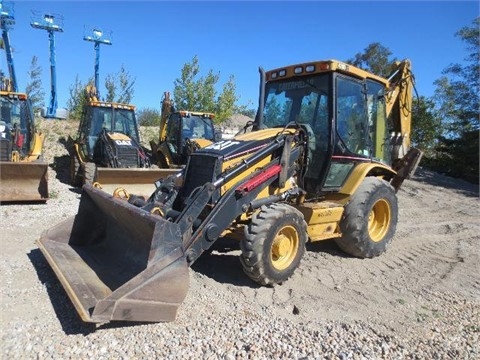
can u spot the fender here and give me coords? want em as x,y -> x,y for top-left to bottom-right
338,162 -> 396,198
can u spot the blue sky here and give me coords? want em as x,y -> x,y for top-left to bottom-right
1,1 -> 478,112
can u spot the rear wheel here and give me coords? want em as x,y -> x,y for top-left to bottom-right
335,177 -> 398,258
240,203 -> 307,285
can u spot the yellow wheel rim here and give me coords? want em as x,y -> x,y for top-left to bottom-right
270,225 -> 299,271
368,199 -> 391,242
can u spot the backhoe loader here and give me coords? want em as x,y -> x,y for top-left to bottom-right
38,59 -> 422,324
0,82 -> 49,202
150,91 -> 219,168
0,3 -> 48,203
68,86 -> 177,196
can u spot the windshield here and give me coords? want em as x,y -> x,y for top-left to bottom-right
0,96 -> 33,151
1,97 -> 25,128
181,115 -> 214,141
263,74 -> 330,132
90,107 -> 139,141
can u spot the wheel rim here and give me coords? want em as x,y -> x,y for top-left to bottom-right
368,199 -> 391,242
270,225 -> 299,271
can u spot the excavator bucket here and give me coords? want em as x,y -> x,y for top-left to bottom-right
37,184 -> 189,323
94,168 -> 181,198
0,161 -> 49,202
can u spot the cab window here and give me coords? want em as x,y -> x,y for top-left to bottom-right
366,80 -> 390,164
336,76 -> 369,157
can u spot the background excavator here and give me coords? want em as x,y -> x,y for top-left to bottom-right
150,91 -> 219,169
38,58 -> 422,324
0,1 -> 48,202
68,85 -> 178,196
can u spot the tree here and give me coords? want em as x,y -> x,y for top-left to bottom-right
25,56 -> 45,113
67,65 -> 136,120
216,75 -> 238,122
173,55 -> 240,123
346,42 -> 398,78
430,18 -> 479,183
104,65 -> 135,104
236,107 -> 256,119
66,75 -> 90,120
137,107 -> 161,126
411,96 -> 442,154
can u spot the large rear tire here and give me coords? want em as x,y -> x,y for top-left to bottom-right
240,203 -> 307,285
335,177 -> 398,258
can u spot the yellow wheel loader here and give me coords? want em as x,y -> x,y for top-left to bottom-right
38,59 -> 422,323
0,87 -> 48,202
68,86 -> 178,197
150,91 -> 220,169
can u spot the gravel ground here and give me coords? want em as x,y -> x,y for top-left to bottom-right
0,120 -> 479,359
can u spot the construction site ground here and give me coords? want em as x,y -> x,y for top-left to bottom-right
1,119 -> 478,359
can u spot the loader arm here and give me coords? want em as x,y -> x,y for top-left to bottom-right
174,133 -> 304,264
37,131 -> 305,323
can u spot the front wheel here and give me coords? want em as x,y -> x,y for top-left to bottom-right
82,162 -> 96,185
70,154 -> 82,187
240,203 -> 307,286
335,177 -> 398,258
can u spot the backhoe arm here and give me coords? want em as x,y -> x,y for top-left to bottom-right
159,91 -> 174,142
384,59 -> 423,189
385,59 -> 415,160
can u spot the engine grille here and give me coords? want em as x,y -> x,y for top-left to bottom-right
180,153 -> 222,199
115,146 -> 139,168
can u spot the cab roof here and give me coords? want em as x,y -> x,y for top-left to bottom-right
266,59 -> 389,86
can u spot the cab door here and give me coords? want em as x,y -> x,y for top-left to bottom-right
322,75 -> 370,190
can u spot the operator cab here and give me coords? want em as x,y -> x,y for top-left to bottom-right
259,60 -> 391,195
0,92 -> 34,160
164,112 -> 216,164
78,103 -> 140,160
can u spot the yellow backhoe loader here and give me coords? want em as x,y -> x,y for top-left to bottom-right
38,59 -> 422,323
0,83 -> 48,202
150,91 -> 220,168
68,86 -> 178,197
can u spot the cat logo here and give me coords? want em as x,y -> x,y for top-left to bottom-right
115,140 -> 132,146
206,140 -> 240,151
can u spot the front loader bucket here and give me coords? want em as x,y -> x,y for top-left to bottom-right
37,184 -> 189,323
0,161 -> 49,202
94,167 -> 180,198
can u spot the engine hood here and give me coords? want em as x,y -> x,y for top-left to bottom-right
197,128 -> 294,161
